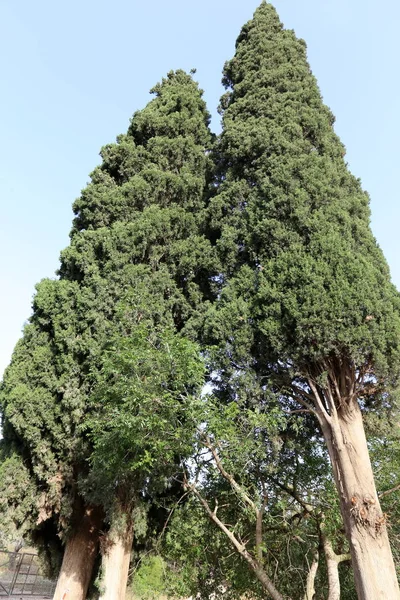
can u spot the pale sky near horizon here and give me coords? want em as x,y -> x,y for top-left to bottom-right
1,0 -> 399,378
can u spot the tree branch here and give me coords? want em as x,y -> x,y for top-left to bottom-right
202,435 -> 259,516
186,480 -> 287,600
379,483 -> 400,499
256,495 -> 268,562
269,478 -> 314,515
325,384 -> 338,421
303,549 -> 319,600
157,489 -> 190,546
307,378 -> 332,424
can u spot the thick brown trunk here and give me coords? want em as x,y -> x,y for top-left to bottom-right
53,504 -> 103,600
99,507 -> 134,600
320,399 -> 400,600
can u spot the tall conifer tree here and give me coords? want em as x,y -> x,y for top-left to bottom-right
1,70 -> 214,599
208,3 -> 400,598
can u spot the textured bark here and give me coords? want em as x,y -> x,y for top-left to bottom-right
53,504 -> 102,600
303,550 -> 318,600
320,399 -> 400,600
99,509 -> 134,600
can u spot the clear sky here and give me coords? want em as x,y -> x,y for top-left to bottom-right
1,0 -> 399,377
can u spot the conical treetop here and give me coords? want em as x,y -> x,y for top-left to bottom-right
209,2 -> 400,381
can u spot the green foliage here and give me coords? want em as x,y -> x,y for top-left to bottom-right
83,317 -> 204,507
164,447 -> 342,600
0,69 -> 214,543
197,3 -> 400,596
208,2 -> 400,386
1,4 -> 399,598
0,451 -> 38,544
150,376 -> 345,599
131,555 -> 168,599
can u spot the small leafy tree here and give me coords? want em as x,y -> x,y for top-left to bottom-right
84,307 -> 204,598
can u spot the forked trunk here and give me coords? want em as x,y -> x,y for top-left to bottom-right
321,533 -> 350,600
99,505 -> 134,600
53,504 -> 103,600
320,399 -> 400,600
325,552 -> 340,600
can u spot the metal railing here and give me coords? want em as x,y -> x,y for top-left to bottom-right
0,551 -> 56,597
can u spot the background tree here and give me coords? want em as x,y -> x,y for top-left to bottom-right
206,2 -> 400,598
0,69 -> 215,600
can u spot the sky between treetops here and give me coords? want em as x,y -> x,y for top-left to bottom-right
0,0 -> 399,378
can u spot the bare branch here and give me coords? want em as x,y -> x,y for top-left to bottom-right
157,489 -> 190,546
269,478 -> 315,514
379,483 -> 400,499
307,378 -> 332,424
325,384 -> 338,421
202,435 -> 259,516
330,371 -> 342,408
289,385 -> 316,413
256,495 -> 268,562
284,409 -> 313,415
213,498 -> 219,516
186,481 -> 286,600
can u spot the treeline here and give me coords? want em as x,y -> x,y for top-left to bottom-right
1,3 -> 400,600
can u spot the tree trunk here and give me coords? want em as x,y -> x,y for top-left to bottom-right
321,535 -> 348,600
320,398 -> 400,600
99,506 -> 134,600
303,550 -> 318,600
53,504 -> 103,600
319,519 -> 351,600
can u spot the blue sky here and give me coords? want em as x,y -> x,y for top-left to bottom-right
1,0 -> 399,376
